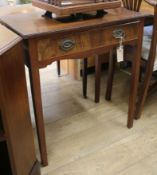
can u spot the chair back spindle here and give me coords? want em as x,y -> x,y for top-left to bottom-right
122,0 -> 142,11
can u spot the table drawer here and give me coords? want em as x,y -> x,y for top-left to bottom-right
37,21 -> 139,62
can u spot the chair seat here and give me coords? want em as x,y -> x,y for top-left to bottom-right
142,25 -> 157,70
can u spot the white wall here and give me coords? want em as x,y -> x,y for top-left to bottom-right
0,0 -> 9,6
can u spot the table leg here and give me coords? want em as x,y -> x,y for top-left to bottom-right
127,47 -> 139,128
127,20 -> 144,128
28,66 -> 48,166
28,40 -> 48,166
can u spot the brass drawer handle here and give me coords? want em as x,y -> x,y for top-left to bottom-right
59,39 -> 75,51
112,29 -> 125,39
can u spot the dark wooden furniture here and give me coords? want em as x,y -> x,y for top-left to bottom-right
0,4 -> 148,166
86,0 -> 143,103
105,0 -> 143,101
83,0 -> 154,103
134,0 -> 157,119
104,0 -> 157,122
0,24 -> 40,175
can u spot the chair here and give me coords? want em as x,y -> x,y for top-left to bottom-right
106,0 -> 143,101
82,0 -> 143,103
134,0 -> 157,119
106,0 -> 157,121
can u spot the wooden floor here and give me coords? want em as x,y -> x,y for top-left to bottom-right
25,63 -> 157,175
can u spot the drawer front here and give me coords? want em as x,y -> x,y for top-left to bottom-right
37,21 -> 139,62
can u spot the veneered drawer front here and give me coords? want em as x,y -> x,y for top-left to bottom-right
37,21 -> 139,62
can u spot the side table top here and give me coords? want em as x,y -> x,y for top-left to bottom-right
0,4 -> 151,39
0,24 -> 21,56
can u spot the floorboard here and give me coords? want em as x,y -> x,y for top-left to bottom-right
25,63 -> 157,175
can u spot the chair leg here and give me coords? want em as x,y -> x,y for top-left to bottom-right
57,60 -> 61,76
135,61 -> 155,120
95,55 -> 101,103
105,50 -> 116,101
82,58 -> 88,98
139,66 -> 143,82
